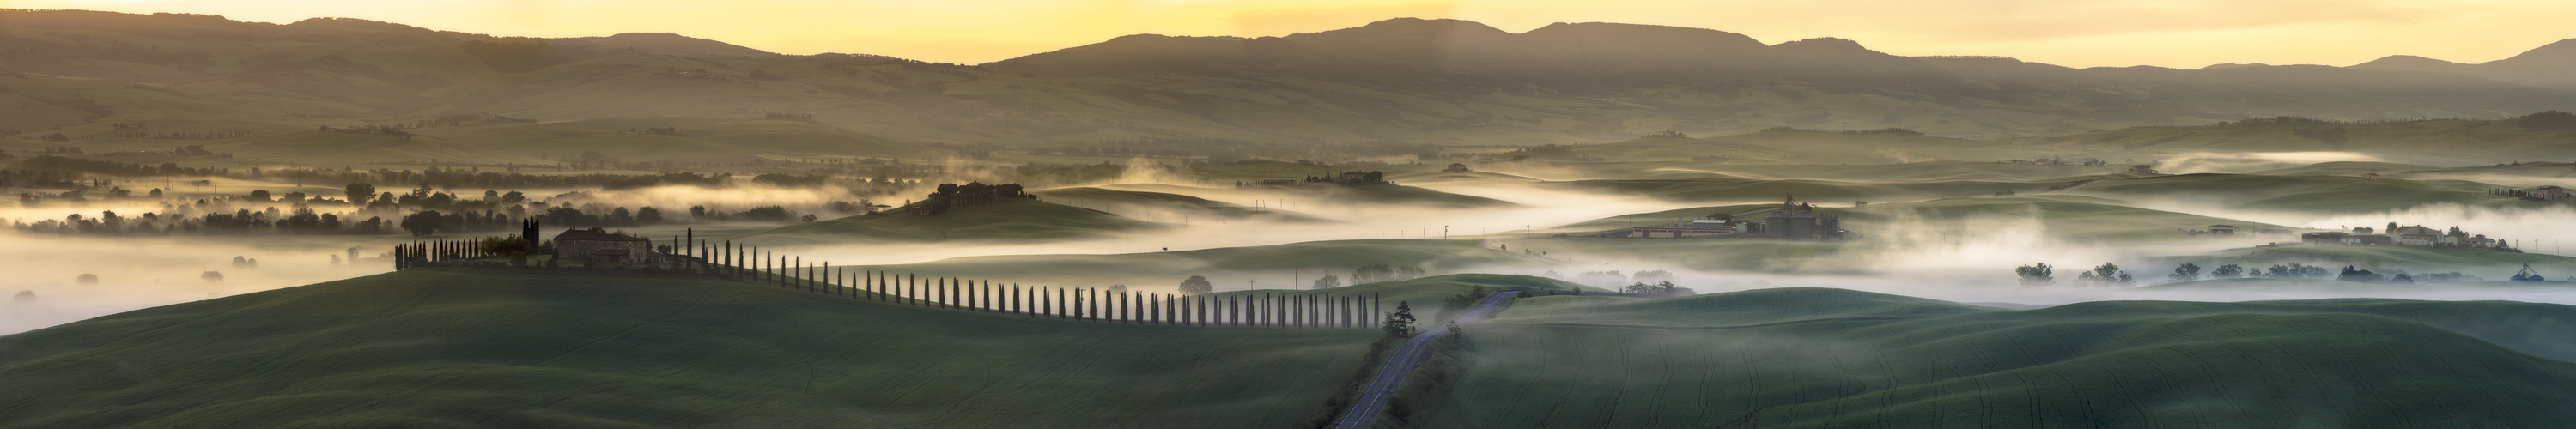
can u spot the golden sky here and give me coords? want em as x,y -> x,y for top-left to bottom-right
9,0 -> 2575,68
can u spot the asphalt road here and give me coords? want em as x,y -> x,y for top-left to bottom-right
1333,290 -> 1521,429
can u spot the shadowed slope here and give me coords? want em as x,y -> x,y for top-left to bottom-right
1390,290 -> 2576,428
738,198 -> 1163,245
0,269 -> 1374,429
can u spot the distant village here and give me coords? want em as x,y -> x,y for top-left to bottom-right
1607,196 -> 1852,241
2293,225 -> 2512,251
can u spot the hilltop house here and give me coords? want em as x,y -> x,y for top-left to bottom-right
1765,196 -> 1847,240
553,228 -> 653,264
1630,213 -> 1744,238
1624,196 -> 1849,240
2300,225 -> 2496,250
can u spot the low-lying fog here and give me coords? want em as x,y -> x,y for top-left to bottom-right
16,168 -> 2576,335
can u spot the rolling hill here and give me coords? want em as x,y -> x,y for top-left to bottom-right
1030,186 -> 1329,223
0,269 -> 1376,428
15,10 -> 2576,148
9,269 -> 2575,426
2054,173 -> 2512,213
735,198 -> 1161,245
837,239 -> 1537,293
1394,288 -> 2576,427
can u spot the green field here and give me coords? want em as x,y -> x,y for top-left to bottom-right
1540,178 -> 2041,205
1205,274 -> 1602,324
1031,186 -> 1329,223
1553,195 -> 2287,243
736,198 -> 1162,245
1393,288 -> 2576,427
841,239 -> 1537,293
2057,173 -> 2515,213
1570,130 -> 2048,165
2148,245 -> 2576,277
11,269 -> 2576,427
0,269 -> 1376,429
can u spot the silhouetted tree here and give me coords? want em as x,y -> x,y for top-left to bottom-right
399,210 -> 446,237
344,183 -> 376,206
1179,275 -> 1213,295
1382,301 -> 1416,336
1352,263 -> 1395,283
2015,263 -> 2053,286
2210,263 -> 2245,279
2169,263 -> 2202,282
1312,275 -> 1342,289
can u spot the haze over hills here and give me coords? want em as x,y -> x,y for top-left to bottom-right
2351,39 -> 2576,90
9,9 -> 2576,148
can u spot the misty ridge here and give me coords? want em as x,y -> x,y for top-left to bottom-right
11,6 -> 2576,428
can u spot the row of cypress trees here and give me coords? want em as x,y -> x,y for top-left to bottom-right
393,228 -> 1391,329
392,239 -> 497,269
678,231 -> 1382,329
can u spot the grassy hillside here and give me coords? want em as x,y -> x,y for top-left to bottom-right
415,116 -> 951,160
1544,178 -> 2039,204
1553,195 -> 2281,243
1394,288 -> 2576,427
1544,160 -> 2123,183
2058,173 -> 2512,213
0,269 -> 1376,429
1031,187 -> 1328,223
2019,116 -> 2576,166
737,198 -> 1159,245
2149,245 -> 2576,277
842,239 -> 1538,293
1206,274 -> 1601,323
1572,130 -> 2045,164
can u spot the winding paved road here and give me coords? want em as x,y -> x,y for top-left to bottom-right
1333,290 -> 1522,429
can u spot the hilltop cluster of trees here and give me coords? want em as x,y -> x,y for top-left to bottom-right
8,154 -> 956,196
1349,263 -> 1425,284
904,182 -> 1031,215
10,178 -> 862,237
1623,281 -> 1694,297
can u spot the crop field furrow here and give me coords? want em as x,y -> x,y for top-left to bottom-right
2269,317 -> 2412,428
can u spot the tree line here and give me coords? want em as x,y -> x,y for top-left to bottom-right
2016,261 -> 2480,286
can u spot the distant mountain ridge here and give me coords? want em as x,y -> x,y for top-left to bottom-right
6,9 -> 2576,147
2351,39 -> 2576,89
